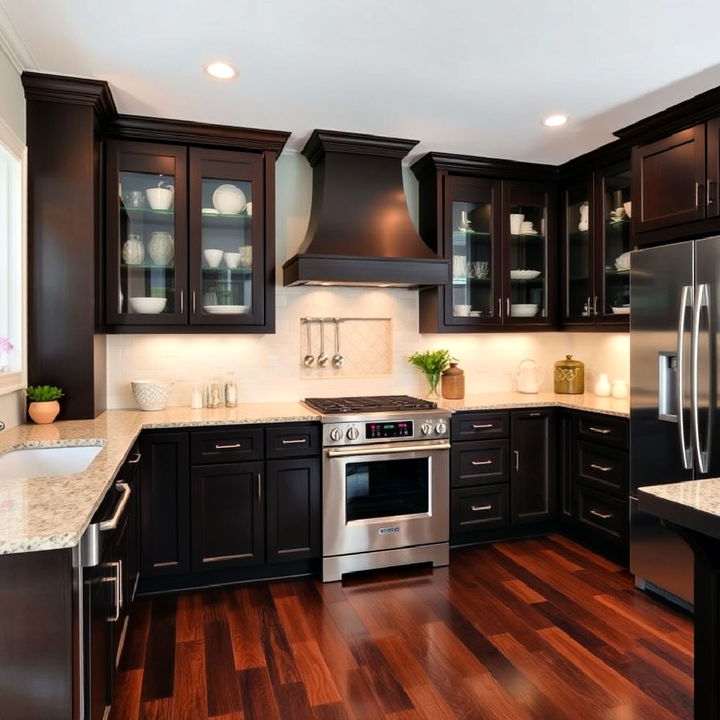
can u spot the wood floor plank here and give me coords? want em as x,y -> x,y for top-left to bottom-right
290,639 -> 343,706
237,666 -> 281,720
120,596 -> 152,671
204,596 -> 242,717
173,639 -> 207,720
503,578 -> 546,604
109,668 -> 142,720
225,587 -> 266,670
274,680 -> 316,720
140,594 -> 177,701
176,592 -> 204,643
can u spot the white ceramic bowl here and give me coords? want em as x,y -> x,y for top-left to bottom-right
204,248 -> 224,268
128,296 -> 167,314
615,251 -> 631,271
511,303 -> 539,317
510,269 -> 541,280
131,380 -> 173,411
212,184 -> 246,214
145,186 -> 174,211
623,201 -> 632,218
453,304 -> 471,316
224,251 -> 241,268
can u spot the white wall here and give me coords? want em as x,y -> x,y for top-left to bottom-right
0,44 -> 25,428
106,152 -> 630,409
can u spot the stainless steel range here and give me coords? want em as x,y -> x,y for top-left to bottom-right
303,395 -> 450,582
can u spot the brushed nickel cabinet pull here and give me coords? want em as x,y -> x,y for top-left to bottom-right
506,297 -> 510,317
471,504 -> 492,512
127,452 -> 142,464
179,290 -> 184,314
471,459 -> 493,466
472,423 -> 494,429
587,296 -> 591,316
588,426 -> 611,435
708,180 -> 716,206
215,442 -> 241,449
590,463 -> 612,472
696,181 -> 702,208
590,509 -> 613,520
498,298 -> 502,317
282,438 -> 307,445
257,472 -> 262,501
192,291 -> 196,314
514,450 -> 520,471
593,296 -> 598,316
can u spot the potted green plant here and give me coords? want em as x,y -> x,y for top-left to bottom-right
408,349 -> 453,398
26,385 -> 64,424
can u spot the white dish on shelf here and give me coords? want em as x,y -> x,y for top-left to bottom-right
510,303 -> 539,317
518,230 -> 538,235
128,297 -> 166,314
212,184 -> 246,214
510,269 -> 541,280
202,208 -> 219,215
203,305 -> 249,315
611,306 -> 630,315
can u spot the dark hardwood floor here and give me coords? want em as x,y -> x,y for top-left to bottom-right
111,535 -> 693,720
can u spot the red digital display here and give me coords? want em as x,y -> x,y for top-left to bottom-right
365,421 -> 413,439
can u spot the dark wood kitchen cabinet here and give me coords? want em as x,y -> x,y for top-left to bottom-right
106,139 -> 277,332
510,409 -> 555,524
139,430 -> 190,578
190,461 -> 265,571
411,153 -> 556,332
560,154 -> 631,329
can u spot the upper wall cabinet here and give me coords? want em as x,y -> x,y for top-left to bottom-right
104,118 -> 289,333
411,153 -> 556,333
560,158 -> 631,329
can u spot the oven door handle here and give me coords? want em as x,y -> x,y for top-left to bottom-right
326,442 -> 451,458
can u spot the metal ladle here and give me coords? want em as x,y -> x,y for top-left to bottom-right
303,321 -> 315,367
317,318 -> 329,367
332,318 -> 344,368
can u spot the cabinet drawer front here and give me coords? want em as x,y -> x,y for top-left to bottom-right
451,439 -> 509,488
577,442 -> 628,497
451,485 -> 509,534
265,424 -> 321,459
452,412 -> 509,441
577,414 -> 628,449
191,427 -> 263,464
576,486 -> 628,543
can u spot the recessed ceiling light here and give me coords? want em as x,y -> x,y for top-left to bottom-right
542,114 -> 569,128
205,62 -> 237,80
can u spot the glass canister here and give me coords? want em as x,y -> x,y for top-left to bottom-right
554,354 -> 585,394
441,362 -> 465,399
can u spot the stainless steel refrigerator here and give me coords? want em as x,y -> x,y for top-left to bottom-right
630,236 -> 720,607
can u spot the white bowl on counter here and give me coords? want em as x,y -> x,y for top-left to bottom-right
131,380 -> 174,411
128,296 -> 167,314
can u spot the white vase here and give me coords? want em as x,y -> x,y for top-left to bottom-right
121,236 -> 144,265
594,373 -> 611,397
578,202 -> 589,232
148,231 -> 174,265
611,380 -> 629,399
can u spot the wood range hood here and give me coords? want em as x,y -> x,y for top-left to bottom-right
282,129 -> 449,287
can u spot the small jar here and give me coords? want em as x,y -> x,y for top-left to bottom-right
441,362 -> 465,399
191,384 -> 203,409
594,373 -> 611,397
205,378 -> 221,409
554,354 -> 585,394
224,372 -> 237,408
611,379 -> 629,399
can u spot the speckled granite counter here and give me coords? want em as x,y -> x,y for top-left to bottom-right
639,478 -> 720,541
0,403 -> 318,555
439,391 -> 629,418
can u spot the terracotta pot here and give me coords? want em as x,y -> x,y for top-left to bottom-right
28,400 -> 60,424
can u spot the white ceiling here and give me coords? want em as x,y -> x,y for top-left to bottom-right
2,0 -> 720,164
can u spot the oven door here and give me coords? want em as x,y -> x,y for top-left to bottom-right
323,440 -> 450,557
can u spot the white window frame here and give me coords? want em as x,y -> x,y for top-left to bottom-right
0,113 -> 26,396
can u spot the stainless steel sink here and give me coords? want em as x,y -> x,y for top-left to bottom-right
0,445 -> 103,479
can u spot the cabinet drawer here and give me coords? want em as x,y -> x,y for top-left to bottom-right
577,413 -> 628,449
191,427 -> 263,464
265,424 -> 321,459
451,484 -> 509,535
451,439 -> 509,488
576,442 -> 628,497
576,486 -> 628,544
452,412 -> 509,441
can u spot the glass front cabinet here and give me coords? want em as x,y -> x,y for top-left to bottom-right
414,155 -> 556,332
106,137 -> 278,332
561,160 -> 631,328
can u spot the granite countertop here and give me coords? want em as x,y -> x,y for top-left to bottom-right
639,478 -> 720,541
0,392 -> 627,556
439,391 -> 629,418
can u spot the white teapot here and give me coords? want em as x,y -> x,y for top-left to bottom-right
517,358 -> 543,394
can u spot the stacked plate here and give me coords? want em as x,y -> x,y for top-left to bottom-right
510,303 -> 539,317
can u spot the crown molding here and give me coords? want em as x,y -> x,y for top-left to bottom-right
0,3 -> 37,72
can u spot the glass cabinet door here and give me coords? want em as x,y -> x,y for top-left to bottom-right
597,162 -> 631,322
189,149 -> 264,325
563,180 -> 594,322
107,142 -> 187,325
503,181 -> 552,324
444,177 -> 500,324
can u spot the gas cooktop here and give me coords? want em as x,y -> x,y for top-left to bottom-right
303,395 -> 437,414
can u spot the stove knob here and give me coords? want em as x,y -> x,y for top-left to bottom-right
435,420 -> 448,435
421,421 -> 433,435
329,428 -> 342,442
346,426 -> 360,441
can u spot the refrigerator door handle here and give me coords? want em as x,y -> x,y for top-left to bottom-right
676,285 -> 693,469
692,282 -> 710,474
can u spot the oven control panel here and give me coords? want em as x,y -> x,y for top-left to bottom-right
322,411 -> 451,446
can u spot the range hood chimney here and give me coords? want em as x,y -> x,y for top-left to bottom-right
283,130 -> 449,287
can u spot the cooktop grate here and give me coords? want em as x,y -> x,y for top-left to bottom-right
304,395 -> 437,414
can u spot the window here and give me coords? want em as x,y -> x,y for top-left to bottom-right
0,116 -> 25,395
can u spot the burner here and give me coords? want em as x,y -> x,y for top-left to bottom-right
304,394 -> 436,414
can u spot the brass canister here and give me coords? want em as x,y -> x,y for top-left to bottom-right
441,362 -> 465,399
554,354 -> 585,394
